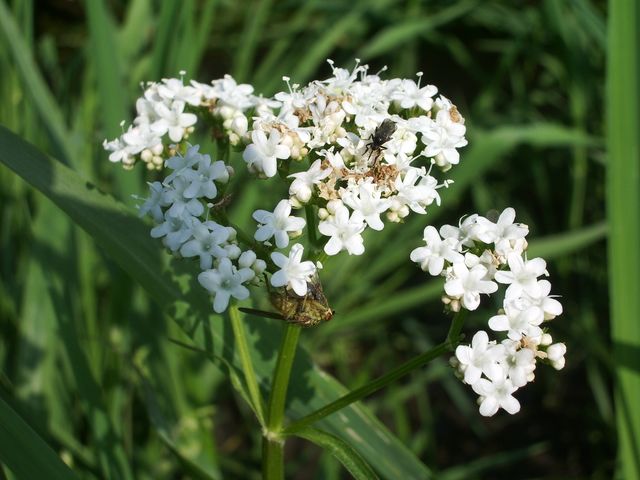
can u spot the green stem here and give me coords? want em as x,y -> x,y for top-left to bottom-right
263,324 -> 302,480
447,308 -> 468,345
305,204 -> 318,248
229,303 -> 266,425
283,310 -> 467,435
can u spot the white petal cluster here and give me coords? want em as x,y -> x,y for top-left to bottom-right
139,145 -> 265,313
270,243 -> 317,296
108,61 -> 471,316
104,73 -> 269,170
237,61 -> 466,256
412,208 -> 566,416
253,199 -> 306,249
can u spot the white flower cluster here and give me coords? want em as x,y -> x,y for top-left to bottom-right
410,208 -> 566,416
107,61 -> 470,314
242,60 -> 467,257
103,73 -> 269,169
138,145 -> 266,313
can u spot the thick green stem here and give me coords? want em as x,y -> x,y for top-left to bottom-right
263,324 -> 302,480
262,436 -> 284,480
229,304 -> 266,425
283,310 -> 468,435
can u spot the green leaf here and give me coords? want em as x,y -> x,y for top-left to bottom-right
527,221 -> 607,259
293,427 -> 379,480
84,0 -> 129,138
0,395 -> 77,480
607,1 -> 640,478
0,2 -> 74,166
0,125 -> 432,479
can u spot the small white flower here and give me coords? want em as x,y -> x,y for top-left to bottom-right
162,176 -> 205,218
440,214 -> 481,248
410,226 -> 463,276
181,155 -> 229,199
392,77 -> 437,111
198,258 -> 254,313
180,222 -> 230,270
243,129 -> 290,177
421,108 -> 467,169
546,343 -> 567,370
103,137 -> 134,164
122,123 -> 162,154
270,243 -> 317,296
164,145 -> 202,183
288,159 -> 332,203
342,181 -> 390,231
253,199 -> 306,248
150,211 -> 195,252
501,341 -> 536,387
138,181 -> 167,222
472,368 -> 521,417
474,208 -> 529,244
455,331 -> 505,386
151,100 -> 197,142
488,305 -> 544,341
515,280 -> 563,321
494,254 -> 548,300
393,167 -> 440,214
157,77 -> 202,105
444,263 -> 498,310
318,201 -> 366,256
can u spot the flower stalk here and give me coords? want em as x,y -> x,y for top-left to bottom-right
263,323 -> 302,479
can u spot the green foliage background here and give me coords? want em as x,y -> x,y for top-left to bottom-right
0,0 -> 629,478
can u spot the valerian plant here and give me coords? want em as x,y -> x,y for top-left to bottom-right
104,60 -> 566,478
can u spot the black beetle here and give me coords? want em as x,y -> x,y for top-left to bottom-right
364,119 -> 396,163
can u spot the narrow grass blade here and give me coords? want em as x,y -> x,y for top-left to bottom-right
0,2 -> 74,166
84,0 -> 129,138
234,0 -> 274,81
607,1 -> 640,478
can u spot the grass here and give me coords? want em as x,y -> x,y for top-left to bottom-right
0,0 -> 623,478
606,1 -> 640,479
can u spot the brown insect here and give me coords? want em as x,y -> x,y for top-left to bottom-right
239,277 -> 334,328
270,277 -> 334,327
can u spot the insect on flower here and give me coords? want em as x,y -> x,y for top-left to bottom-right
239,276 -> 334,327
364,119 -> 397,164
270,276 -> 334,327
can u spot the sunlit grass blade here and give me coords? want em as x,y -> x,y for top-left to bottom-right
606,1 -> 640,478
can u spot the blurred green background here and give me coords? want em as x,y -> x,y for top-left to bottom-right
0,0 -> 626,478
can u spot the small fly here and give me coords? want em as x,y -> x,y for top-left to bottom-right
364,119 -> 396,164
